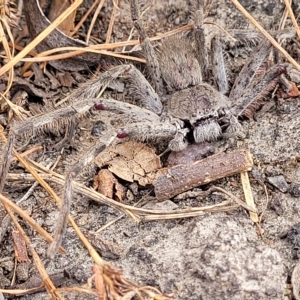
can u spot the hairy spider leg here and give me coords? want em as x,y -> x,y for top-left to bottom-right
48,117 -> 180,257
229,40 -> 272,102
130,0 -> 162,93
192,0 -> 209,81
211,35 -> 228,94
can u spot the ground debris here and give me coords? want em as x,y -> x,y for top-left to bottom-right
166,142 -> 215,166
155,149 -> 253,201
94,141 -> 162,186
93,169 -> 126,202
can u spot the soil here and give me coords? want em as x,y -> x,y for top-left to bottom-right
1,0 -> 300,299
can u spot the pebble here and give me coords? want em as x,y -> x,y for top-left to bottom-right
38,191 -> 46,198
289,183 -> 300,197
174,17 -> 180,25
267,175 -> 289,193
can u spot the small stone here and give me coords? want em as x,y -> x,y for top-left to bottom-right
16,262 -> 30,282
38,191 -> 46,198
267,175 -> 289,193
0,269 -> 10,287
0,259 -> 14,272
289,183 -> 300,197
129,182 -> 139,196
126,189 -> 134,201
145,200 -> 178,211
289,68 -> 300,83
174,17 -> 180,25
268,194 -> 284,215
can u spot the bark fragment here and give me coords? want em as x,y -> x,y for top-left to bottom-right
155,149 -> 253,201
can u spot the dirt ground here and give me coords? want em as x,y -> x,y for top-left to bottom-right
1,0 -> 300,299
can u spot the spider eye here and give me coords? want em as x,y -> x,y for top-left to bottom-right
277,66 -> 287,75
117,130 -> 128,138
94,102 -> 104,110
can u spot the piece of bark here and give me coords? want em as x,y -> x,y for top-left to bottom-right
23,0 -> 110,71
155,149 -> 253,201
12,231 -> 29,263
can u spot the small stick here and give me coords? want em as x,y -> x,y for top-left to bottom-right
240,171 -> 258,223
155,149 -> 253,201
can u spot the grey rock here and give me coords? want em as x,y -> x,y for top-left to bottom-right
267,175 -> 289,193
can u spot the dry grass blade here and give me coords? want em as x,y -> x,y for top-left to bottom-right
0,0 -> 83,77
279,0 -> 292,29
71,0 -> 99,36
0,17 -> 13,95
7,165 -> 256,221
240,171 -> 258,223
283,0 -> 300,40
20,46 -> 146,65
86,0 -> 105,43
0,0 -> 20,117
231,0 -> 300,72
105,0 -> 119,43
0,193 -> 66,254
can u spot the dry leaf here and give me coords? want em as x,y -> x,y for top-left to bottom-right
277,80 -> 300,98
95,141 -> 162,186
93,169 -> 126,202
48,0 -> 76,35
286,82 -> 300,97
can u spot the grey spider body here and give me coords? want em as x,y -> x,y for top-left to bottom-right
158,34 -> 231,144
141,32 -> 283,148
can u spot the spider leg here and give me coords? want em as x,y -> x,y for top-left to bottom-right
47,119 -> 182,257
0,62 -> 162,191
192,0 -> 209,81
211,35 -> 228,94
229,40 -> 272,102
223,63 -> 286,137
123,64 -> 162,114
232,64 -> 287,119
229,28 -> 297,103
64,64 -> 131,103
130,0 -> 162,93
65,64 -> 162,115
